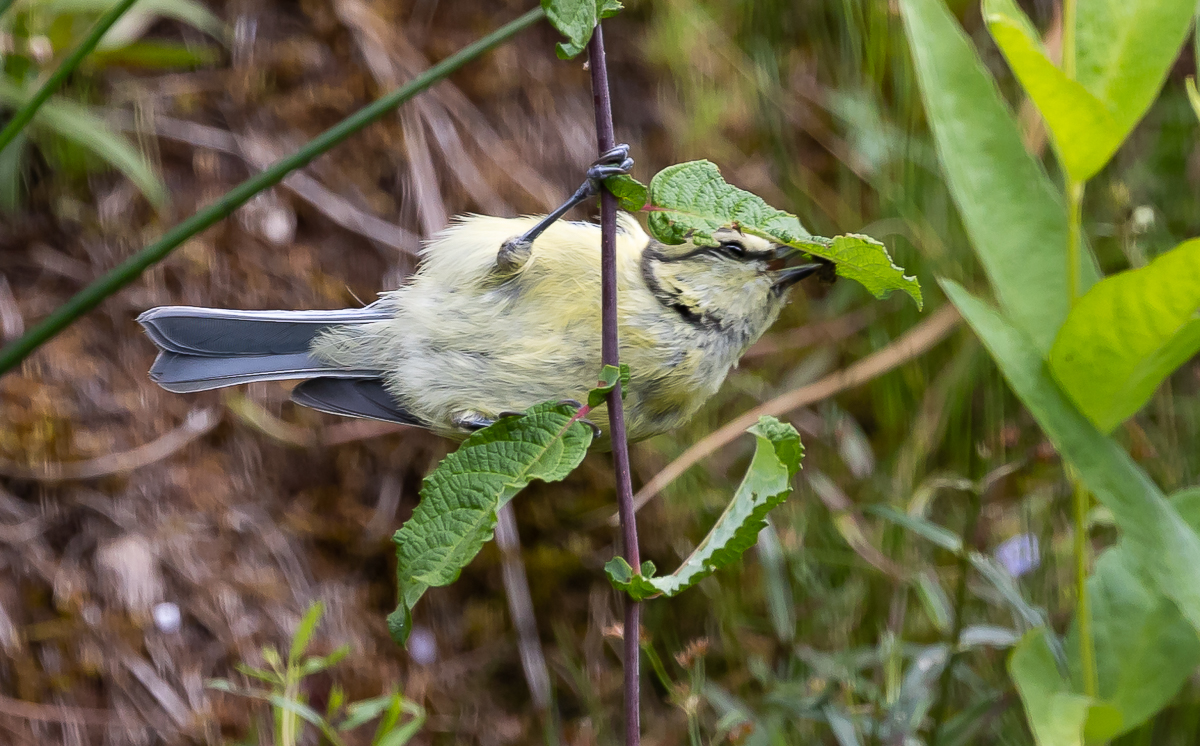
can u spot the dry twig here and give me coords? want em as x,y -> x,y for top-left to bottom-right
109,113 -> 422,256
0,408 -> 219,481
0,693 -> 118,728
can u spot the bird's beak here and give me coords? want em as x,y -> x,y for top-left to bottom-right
769,245 -> 831,293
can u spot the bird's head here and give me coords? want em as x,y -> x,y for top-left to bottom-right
641,227 -> 830,348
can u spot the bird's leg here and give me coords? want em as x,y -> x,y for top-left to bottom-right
496,144 -> 634,272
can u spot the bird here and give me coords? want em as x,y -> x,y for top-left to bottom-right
139,146 -> 827,445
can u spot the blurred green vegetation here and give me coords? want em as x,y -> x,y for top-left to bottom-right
624,0 -> 1200,743
3,0 -> 1200,743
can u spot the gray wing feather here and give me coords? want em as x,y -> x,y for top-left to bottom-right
291,378 -> 423,426
138,304 -> 390,356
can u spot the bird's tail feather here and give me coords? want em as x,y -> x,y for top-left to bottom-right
138,305 -> 390,356
139,305 -> 388,393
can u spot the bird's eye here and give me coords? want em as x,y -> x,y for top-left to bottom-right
720,241 -> 747,258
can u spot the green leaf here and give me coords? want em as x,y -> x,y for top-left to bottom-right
586,363 -> 629,407
541,0 -> 622,59
900,0 -> 1096,352
1049,238 -> 1200,433
604,173 -> 647,212
1075,0 -> 1195,147
388,402 -> 592,644
1187,77 -> 1200,123
1009,628 -> 1092,746
338,693 -> 397,731
234,662 -> 281,685
43,0 -> 228,45
1065,533 -> 1200,739
942,280 -> 1200,635
298,645 -> 350,676
914,570 -> 951,633
984,0 -> 1122,182
864,504 -> 962,552
0,130 -> 26,213
267,695 -> 346,746
0,82 -> 167,206
289,601 -> 325,664
646,161 -> 921,308
606,416 -> 802,599
89,40 -> 221,69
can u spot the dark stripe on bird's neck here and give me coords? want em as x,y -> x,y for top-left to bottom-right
640,244 -> 724,332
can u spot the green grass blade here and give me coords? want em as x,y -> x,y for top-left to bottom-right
899,0 -> 1096,353
0,5 -> 543,374
288,601 -> 325,665
0,0 -> 142,157
0,129 -> 25,212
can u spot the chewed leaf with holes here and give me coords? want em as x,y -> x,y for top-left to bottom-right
606,416 -> 802,600
388,402 -> 592,645
647,160 -> 922,308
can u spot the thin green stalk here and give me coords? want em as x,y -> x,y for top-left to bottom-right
1060,1 -> 1095,697
0,6 -> 544,374
1062,0 -> 1077,78
1066,179 -> 1083,304
1073,474 -> 1098,698
0,0 -> 141,157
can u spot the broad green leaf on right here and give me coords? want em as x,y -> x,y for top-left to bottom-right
1049,239 -> 1200,433
1065,500 -> 1200,740
646,160 -> 922,308
985,0 -> 1195,182
1009,627 -> 1120,746
899,0 -> 1092,354
942,280 -> 1200,636
606,416 -> 802,600
983,0 -> 1121,182
1074,0 -> 1195,149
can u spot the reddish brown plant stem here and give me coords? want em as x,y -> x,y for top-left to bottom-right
586,24 -> 641,746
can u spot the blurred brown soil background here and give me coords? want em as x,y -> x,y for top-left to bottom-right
8,0 -> 1189,743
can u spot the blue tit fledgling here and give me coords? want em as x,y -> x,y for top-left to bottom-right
139,149 -> 825,444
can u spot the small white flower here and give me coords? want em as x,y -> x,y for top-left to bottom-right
994,533 -> 1040,578
153,602 -> 182,634
407,626 -> 437,666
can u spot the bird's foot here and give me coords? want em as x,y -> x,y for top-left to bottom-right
495,145 -> 634,273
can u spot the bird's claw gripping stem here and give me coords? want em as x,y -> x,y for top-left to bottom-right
497,144 -> 633,272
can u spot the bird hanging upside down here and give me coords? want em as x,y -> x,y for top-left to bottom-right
139,146 -> 828,444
